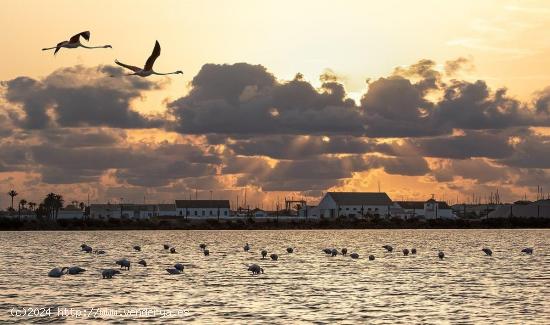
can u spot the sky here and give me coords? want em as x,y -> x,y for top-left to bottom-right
0,0 -> 549,208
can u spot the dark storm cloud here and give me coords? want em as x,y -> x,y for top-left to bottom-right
431,159 -> 511,184
3,65 -> 164,129
365,155 -> 430,176
409,130 -> 516,159
170,61 -> 550,140
224,156 -> 366,191
0,111 -> 13,137
227,135 -> 375,159
224,154 -> 429,191
513,169 -> 550,188
0,142 -> 31,172
114,161 -> 217,187
498,134 -> 550,169
30,141 -> 219,186
40,128 -> 126,148
435,80 -> 550,130
168,63 -> 362,136
360,76 -> 447,137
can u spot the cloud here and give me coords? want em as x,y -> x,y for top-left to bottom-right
227,135 -> 375,159
431,158 -> 511,183
498,133 -> 550,169
2,65 -> 164,129
360,76 -> 446,137
444,57 -> 474,76
409,130 -> 516,159
1,59 -> 549,202
168,63 -> 361,136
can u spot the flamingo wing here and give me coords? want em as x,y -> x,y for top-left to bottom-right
69,31 -> 91,44
54,41 -> 66,55
115,60 -> 141,72
144,40 -> 161,71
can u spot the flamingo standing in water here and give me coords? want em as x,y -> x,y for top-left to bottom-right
115,41 -> 183,77
42,31 -> 112,55
247,264 -> 264,275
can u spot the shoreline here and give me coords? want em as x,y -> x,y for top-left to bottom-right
1,217 -> 549,231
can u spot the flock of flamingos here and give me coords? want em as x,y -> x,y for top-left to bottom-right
42,30 -> 183,77
47,242 -> 535,279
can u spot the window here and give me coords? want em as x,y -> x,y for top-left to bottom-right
179,210 -> 182,216
194,211 -> 197,216
353,207 -> 356,210
224,211 -> 228,216
210,210 -> 213,216
202,210 -> 205,216
346,207 -> 349,210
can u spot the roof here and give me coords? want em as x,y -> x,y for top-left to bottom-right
396,201 -> 425,209
62,205 -> 82,211
327,192 -> 393,206
175,200 -> 230,209
438,201 -> 451,209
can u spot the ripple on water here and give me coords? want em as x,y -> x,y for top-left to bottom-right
0,229 -> 548,324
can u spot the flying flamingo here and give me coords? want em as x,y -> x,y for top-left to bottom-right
115,41 -> 183,77
42,31 -> 112,55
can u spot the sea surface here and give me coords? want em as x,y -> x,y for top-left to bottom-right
0,229 -> 548,324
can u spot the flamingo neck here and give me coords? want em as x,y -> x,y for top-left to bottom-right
153,71 -> 180,76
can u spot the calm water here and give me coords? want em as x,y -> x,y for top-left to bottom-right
0,229 -> 548,324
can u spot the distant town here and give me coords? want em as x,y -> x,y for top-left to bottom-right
1,189 -> 549,230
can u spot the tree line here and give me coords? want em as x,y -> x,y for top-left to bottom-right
5,190 -> 85,221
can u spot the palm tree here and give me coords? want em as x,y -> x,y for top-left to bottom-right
44,193 -> 57,220
28,202 -> 36,211
18,199 -> 27,221
19,199 -> 27,210
8,190 -> 18,210
53,194 -> 64,221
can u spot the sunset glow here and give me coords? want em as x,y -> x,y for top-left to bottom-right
1,0 -> 549,207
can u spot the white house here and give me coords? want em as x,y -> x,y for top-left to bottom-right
121,204 -> 159,219
396,199 -> 455,219
90,204 -> 118,220
3,209 -> 36,221
57,205 -> 84,220
298,205 -> 320,218
316,192 -> 394,218
137,205 -> 158,219
175,200 -> 230,218
158,204 -> 176,216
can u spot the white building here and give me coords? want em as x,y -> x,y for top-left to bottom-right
396,199 -> 455,219
2,209 -> 36,221
316,192 -> 394,218
298,205 -> 320,218
57,205 -> 84,220
158,204 -> 176,216
175,200 -> 230,218
90,204 -> 119,220
488,200 -> 550,218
